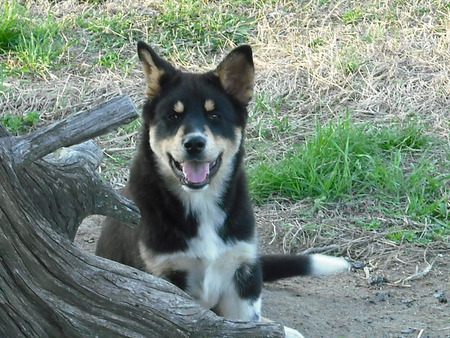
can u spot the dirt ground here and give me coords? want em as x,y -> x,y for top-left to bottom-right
75,215 -> 449,338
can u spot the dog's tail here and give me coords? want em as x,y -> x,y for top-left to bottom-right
261,254 -> 351,282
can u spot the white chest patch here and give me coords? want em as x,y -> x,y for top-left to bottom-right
184,190 -> 227,259
138,190 -> 257,310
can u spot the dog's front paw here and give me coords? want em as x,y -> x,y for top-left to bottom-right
284,325 -> 305,338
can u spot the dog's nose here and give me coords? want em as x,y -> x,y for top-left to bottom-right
183,135 -> 206,155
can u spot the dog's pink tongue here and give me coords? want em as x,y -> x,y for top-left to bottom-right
182,162 -> 209,183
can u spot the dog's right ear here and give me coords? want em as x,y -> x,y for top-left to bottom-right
137,41 -> 176,98
214,45 -> 254,106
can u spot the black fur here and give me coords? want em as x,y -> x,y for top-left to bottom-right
261,255 -> 313,282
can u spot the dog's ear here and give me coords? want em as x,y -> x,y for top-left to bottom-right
137,41 -> 176,98
214,45 -> 254,106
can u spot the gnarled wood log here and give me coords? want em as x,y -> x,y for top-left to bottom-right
0,95 -> 284,337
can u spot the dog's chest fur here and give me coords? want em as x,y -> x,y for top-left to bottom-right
138,191 -> 257,309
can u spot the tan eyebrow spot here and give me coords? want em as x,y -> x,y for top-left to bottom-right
173,101 -> 184,113
204,99 -> 215,112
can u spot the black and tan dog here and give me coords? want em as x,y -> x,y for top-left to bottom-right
96,42 -> 350,337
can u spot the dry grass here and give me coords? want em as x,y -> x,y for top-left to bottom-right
251,1 -> 450,135
255,199 -> 448,268
1,0 -> 449,260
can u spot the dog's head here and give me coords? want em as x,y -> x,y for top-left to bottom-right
137,41 -> 254,192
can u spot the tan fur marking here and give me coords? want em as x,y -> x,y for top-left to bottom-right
138,241 -> 192,278
173,101 -> 185,113
140,49 -> 164,98
204,99 -> 215,112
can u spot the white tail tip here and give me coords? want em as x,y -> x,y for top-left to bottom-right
309,254 -> 351,276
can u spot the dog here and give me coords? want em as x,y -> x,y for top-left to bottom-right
96,41 -> 351,337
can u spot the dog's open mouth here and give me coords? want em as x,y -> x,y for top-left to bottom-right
170,155 -> 221,190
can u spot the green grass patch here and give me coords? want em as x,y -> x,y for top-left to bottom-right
248,116 -> 449,241
0,1 -> 72,74
75,9 -> 140,47
1,111 -> 40,134
152,0 -> 254,55
73,0 -> 255,67
341,8 -> 364,25
0,1 -> 23,52
252,93 -> 292,138
74,9 -> 140,71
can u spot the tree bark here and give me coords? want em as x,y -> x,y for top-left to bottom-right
0,95 -> 284,337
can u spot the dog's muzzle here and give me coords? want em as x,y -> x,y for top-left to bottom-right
170,155 -> 222,190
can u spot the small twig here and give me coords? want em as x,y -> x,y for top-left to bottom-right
364,266 -> 371,280
300,244 -> 339,255
422,247 -> 430,266
404,262 -> 434,282
104,147 -> 136,154
395,256 -> 408,265
394,259 -> 435,285
417,329 -> 424,338
268,222 -> 277,245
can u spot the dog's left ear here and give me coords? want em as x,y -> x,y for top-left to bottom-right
214,45 -> 254,106
137,41 -> 177,98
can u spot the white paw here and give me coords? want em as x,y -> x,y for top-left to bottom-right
284,325 -> 305,338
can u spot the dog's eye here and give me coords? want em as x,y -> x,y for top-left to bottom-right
208,112 -> 221,121
168,113 -> 180,121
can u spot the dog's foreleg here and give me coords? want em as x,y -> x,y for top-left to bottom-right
261,317 -> 305,338
211,260 -> 263,321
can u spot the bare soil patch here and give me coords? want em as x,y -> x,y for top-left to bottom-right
76,215 -> 449,338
